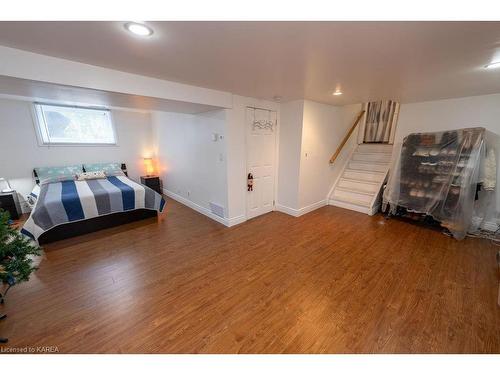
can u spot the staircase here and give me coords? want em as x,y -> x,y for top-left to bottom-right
329,143 -> 393,215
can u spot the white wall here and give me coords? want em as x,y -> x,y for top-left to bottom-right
395,93 -> 500,142
0,98 -> 153,212
396,93 -> 500,216
277,100 -> 363,214
299,101 -> 363,209
152,109 -> 229,223
153,95 -> 280,226
0,92 -> 282,226
276,100 -> 304,210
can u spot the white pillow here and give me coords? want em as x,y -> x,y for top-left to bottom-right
76,171 -> 106,181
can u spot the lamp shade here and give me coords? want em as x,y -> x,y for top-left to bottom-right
143,158 -> 155,176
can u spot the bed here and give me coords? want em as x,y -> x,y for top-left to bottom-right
21,163 -> 166,245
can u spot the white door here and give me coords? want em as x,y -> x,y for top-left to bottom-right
246,107 -> 277,220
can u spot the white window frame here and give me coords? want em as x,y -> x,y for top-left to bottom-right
33,103 -> 118,147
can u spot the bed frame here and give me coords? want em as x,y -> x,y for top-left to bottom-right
37,209 -> 157,245
33,163 -> 159,245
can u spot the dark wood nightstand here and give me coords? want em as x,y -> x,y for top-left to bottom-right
140,176 -> 162,194
0,191 -> 21,220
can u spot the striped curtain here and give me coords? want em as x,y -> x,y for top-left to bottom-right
363,100 -> 400,143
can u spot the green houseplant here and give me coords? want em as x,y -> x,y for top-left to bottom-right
0,209 -> 41,291
0,209 -> 41,343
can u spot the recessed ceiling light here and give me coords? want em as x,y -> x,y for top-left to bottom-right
485,61 -> 500,69
333,90 -> 343,96
124,22 -> 153,37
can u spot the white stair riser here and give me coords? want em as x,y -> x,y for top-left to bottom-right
337,179 -> 379,193
329,199 -> 371,215
357,144 -> 393,153
328,143 -> 392,216
332,189 -> 373,205
343,169 -> 384,182
348,161 -> 388,172
352,152 -> 392,163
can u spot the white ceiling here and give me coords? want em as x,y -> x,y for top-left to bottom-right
0,21 -> 499,105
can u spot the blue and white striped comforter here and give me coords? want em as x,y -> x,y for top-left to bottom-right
21,176 -> 166,243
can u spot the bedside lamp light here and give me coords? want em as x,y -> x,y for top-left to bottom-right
0,178 -> 13,193
143,157 -> 155,177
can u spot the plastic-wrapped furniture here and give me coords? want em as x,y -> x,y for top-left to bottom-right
383,127 -> 498,240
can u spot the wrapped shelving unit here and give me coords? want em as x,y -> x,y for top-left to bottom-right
383,127 -> 497,240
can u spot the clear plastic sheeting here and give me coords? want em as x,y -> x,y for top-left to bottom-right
383,127 -> 489,240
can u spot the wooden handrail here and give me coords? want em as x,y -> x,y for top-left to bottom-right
329,110 -> 366,164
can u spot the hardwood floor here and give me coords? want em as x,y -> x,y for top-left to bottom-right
1,200 -> 499,353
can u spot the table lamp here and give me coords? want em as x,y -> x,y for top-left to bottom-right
143,157 -> 155,177
0,178 -> 13,193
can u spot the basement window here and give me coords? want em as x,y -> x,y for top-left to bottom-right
34,103 -> 117,145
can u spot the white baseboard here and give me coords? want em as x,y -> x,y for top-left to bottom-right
299,200 -> 328,215
275,199 -> 327,217
226,215 -> 246,227
163,189 -> 245,227
163,189 -> 227,225
275,204 -> 300,217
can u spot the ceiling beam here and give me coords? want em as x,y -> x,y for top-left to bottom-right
0,46 -> 233,109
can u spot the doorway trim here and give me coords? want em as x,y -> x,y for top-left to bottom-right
244,105 -> 280,221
